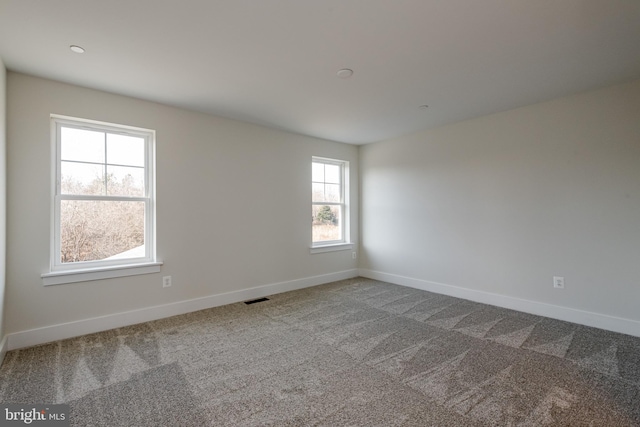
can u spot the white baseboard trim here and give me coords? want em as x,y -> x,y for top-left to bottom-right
359,269 -> 640,338
0,335 -> 8,366
7,269 -> 359,350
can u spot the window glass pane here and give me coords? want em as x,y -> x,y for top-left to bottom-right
312,162 -> 324,182
312,205 -> 342,242
107,134 -> 145,167
60,200 -> 145,263
312,183 -> 325,202
325,184 -> 341,203
325,164 -> 340,184
61,127 -> 105,163
107,165 -> 145,197
61,161 -> 105,195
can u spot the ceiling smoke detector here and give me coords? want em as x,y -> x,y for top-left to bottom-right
336,68 -> 354,79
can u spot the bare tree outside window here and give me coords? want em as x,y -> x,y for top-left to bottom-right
60,173 -> 145,263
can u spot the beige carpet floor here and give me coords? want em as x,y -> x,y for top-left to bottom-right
1,277 -> 639,426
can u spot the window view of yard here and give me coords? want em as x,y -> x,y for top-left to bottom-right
312,205 -> 341,242
60,198 -> 144,263
312,160 -> 344,244
59,126 -> 147,263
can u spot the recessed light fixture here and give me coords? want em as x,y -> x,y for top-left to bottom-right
70,45 -> 85,54
419,105 -> 429,110
336,68 -> 354,79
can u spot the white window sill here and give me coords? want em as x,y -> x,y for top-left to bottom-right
42,262 -> 163,286
310,243 -> 354,254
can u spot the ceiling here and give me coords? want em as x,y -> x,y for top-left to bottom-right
1,0 -> 639,144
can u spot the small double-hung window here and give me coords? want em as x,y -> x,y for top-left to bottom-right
44,115 -> 159,285
312,157 -> 350,249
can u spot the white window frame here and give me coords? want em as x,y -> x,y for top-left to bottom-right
311,156 -> 353,253
42,115 -> 161,285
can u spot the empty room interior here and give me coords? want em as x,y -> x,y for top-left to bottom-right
1,1 -> 640,425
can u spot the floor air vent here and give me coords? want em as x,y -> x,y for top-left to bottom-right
244,297 -> 270,305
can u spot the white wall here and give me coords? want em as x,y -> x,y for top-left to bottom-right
6,73 -> 358,342
360,79 -> 640,332
0,59 -> 7,357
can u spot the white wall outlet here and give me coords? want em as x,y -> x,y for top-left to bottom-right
163,276 -> 172,288
352,251 -> 357,259
553,276 -> 564,289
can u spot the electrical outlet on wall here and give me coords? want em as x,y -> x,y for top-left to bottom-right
553,276 -> 564,289
163,276 -> 172,288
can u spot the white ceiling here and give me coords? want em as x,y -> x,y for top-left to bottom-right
1,0 -> 639,144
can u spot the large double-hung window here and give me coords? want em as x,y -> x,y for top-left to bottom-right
43,115 -> 159,285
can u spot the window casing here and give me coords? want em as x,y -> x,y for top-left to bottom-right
46,115 -> 157,282
312,157 -> 349,248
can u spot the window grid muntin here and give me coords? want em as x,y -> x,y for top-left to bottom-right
58,123 -> 148,198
